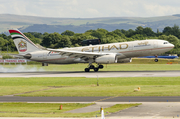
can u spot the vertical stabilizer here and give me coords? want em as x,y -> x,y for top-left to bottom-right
9,29 -> 40,54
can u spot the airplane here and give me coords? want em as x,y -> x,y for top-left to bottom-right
9,29 -> 174,72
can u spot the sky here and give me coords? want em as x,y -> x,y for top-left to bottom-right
0,0 -> 180,18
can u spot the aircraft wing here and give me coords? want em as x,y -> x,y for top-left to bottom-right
47,48 -> 109,60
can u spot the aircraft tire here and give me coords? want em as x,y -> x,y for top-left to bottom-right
98,65 -> 104,69
85,68 -> 90,72
94,68 -> 99,72
154,59 -> 158,62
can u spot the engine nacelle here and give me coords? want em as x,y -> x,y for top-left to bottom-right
117,58 -> 132,63
23,51 -> 48,60
23,53 -> 32,59
95,54 -> 117,64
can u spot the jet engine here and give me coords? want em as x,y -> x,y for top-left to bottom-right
23,53 -> 32,59
95,54 -> 117,64
23,51 -> 48,60
117,58 -> 132,63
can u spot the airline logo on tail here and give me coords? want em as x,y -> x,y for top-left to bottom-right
18,40 -> 27,52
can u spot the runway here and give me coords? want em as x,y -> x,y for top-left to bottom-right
1,70 -> 180,77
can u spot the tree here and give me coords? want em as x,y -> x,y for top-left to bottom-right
56,36 -> 72,48
7,39 -> 16,51
143,27 -> 155,37
42,32 -> 62,48
106,32 -> 119,38
131,34 -> 144,40
135,26 -> 144,34
96,28 -> 108,34
24,33 -> 41,44
167,35 -> 180,54
0,37 -> 5,47
112,29 -> 126,38
163,26 -> 172,35
121,29 -> 128,36
61,30 -> 75,36
172,24 -> 180,38
101,36 -> 117,44
162,25 -> 180,38
158,35 -> 168,40
159,35 -> 180,54
126,29 -> 135,37
0,37 -> 8,51
90,31 -> 105,39
28,32 -> 43,39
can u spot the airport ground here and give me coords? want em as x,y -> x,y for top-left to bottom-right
1,58 -> 180,72
1,59 -> 180,118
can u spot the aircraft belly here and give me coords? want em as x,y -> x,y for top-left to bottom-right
42,55 -> 86,64
151,47 -> 171,55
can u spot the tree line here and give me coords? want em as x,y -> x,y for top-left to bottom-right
1,25 -> 180,54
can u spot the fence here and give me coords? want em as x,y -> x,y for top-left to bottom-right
0,59 -> 27,65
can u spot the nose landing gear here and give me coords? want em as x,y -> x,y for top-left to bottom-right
154,55 -> 158,62
84,64 -> 104,72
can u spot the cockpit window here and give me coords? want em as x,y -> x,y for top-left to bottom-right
163,42 -> 169,44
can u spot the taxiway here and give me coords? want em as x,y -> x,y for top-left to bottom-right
1,96 -> 180,102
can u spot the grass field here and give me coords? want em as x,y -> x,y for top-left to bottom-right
1,63 -> 180,71
1,58 -> 180,72
1,77 -> 180,97
0,102 -> 140,117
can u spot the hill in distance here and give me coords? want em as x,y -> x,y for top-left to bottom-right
1,14 -> 180,34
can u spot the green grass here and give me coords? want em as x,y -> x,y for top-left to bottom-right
1,77 -> 180,96
0,102 -> 140,117
1,59 -> 180,71
1,51 -> 18,54
1,58 -> 180,70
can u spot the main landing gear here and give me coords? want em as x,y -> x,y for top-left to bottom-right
84,64 -> 104,72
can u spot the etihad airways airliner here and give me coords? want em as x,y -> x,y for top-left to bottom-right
9,29 -> 174,72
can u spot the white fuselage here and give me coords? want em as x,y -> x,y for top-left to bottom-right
28,39 -> 174,64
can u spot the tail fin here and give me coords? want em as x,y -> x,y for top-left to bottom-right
9,29 -> 40,54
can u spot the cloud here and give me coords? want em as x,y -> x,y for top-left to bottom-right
0,0 -> 180,18
140,1 -> 180,17
86,8 -> 100,16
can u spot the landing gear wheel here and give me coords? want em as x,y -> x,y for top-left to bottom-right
94,68 -> 99,72
89,65 -> 95,69
154,59 -> 158,62
98,65 -> 104,69
85,68 -> 90,72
